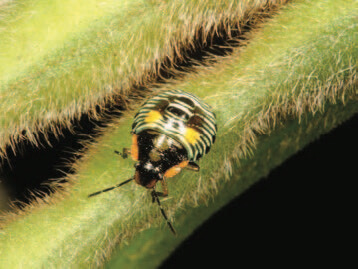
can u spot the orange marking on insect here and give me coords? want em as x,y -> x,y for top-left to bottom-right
178,160 -> 189,168
164,161 -> 188,178
131,134 -> 139,161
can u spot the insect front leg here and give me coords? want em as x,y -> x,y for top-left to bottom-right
151,178 -> 168,203
114,148 -> 131,159
159,178 -> 168,197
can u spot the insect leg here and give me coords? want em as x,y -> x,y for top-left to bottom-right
151,178 -> 168,200
114,148 -> 131,159
185,161 -> 200,171
151,189 -> 176,235
159,178 -> 169,197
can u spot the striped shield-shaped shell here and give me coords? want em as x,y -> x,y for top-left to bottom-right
132,90 -> 217,161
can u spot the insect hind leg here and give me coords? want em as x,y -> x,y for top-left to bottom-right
186,161 -> 200,171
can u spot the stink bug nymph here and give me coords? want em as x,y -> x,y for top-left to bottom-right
89,90 -> 217,234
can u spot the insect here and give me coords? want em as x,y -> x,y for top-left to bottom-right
89,90 -> 217,234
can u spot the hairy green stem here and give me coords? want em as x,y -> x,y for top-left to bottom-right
0,0 -> 285,156
0,0 -> 357,267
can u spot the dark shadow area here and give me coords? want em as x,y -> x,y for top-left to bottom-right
0,8 -> 274,208
160,114 -> 358,268
0,111 -> 112,207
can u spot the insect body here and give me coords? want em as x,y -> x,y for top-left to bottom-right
89,90 -> 217,234
131,90 -> 217,191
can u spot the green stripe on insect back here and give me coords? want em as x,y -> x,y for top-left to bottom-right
132,90 -> 217,161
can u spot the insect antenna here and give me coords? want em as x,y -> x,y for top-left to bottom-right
151,190 -> 177,235
88,178 -> 133,198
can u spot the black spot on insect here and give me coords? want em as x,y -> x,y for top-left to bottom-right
172,122 -> 180,129
188,115 -> 205,127
167,96 -> 176,103
156,99 -> 170,111
177,96 -> 195,107
167,106 -> 190,121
